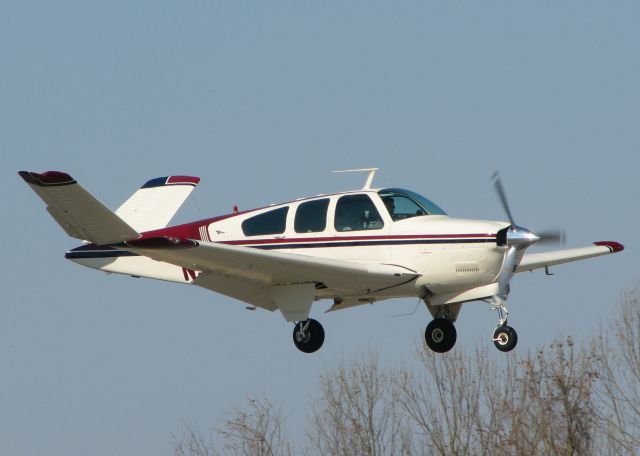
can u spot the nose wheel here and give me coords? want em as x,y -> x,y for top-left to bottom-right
492,325 -> 518,352
293,319 -> 325,353
489,297 -> 518,352
424,319 -> 457,353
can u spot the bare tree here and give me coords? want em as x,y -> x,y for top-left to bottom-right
395,347 -> 486,455
307,351 -> 414,456
218,394 -> 293,456
173,394 -> 292,456
173,288 -> 640,456
173,421 -> 219,456
593,287 -> 640,454
489,338 -> 598,455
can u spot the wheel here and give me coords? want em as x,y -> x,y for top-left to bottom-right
293,319 -> 325,353
424,319 -> 457,353
493,325 -> 518,352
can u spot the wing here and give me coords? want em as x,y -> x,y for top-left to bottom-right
123,237 -> 420,321
516,241 -> 624,273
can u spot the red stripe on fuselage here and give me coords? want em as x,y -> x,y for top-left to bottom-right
222,233 -> 496,246
139,212 -> 248,240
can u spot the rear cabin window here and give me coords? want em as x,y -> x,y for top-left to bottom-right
335,194 -> 384,232
242,207 -> 289,236
294,199 -> 329,233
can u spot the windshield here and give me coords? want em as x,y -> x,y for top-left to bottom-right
378,188 -> 447,221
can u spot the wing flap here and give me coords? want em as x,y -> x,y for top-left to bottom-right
516,241 -> 624,273
194,271 -> 277,311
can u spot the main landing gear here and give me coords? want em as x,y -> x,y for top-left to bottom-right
424,318 -> 457,353
293,318 -> 325,353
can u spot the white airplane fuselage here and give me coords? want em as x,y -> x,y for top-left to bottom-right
68,188 -> 510,307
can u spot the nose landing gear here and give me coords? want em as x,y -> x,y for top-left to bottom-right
490,299 -> 518,352
492,325 -> 518,352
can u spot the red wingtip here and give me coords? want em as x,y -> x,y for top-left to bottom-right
594,241 -> 624,253
19,170 -> 75,186
167,175 -> 200,185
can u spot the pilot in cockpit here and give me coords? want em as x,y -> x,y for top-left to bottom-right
383,196 -> 396,220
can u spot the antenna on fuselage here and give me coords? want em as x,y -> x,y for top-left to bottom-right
332,168 -> 379,190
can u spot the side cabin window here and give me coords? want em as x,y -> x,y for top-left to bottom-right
242,206 -> 289,236
295,198 -> 329,233
335,194 -> 384,232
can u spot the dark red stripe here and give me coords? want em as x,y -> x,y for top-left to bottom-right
224,233 -> 496,246
167,175 -> 200,185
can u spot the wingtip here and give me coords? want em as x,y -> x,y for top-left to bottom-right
594,241 -> 624,253
18,170 -> 76,186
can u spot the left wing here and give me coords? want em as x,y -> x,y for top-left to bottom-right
122,237 -> 419,321
516,241 -> 624,273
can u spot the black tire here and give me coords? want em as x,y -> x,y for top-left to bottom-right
493,325 -> 518,352
424,319 -> 457,353
293,319 -> 325,353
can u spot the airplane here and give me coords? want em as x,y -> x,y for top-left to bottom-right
19,168 -> 624,354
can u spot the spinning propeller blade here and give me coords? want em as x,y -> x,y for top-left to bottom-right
492,171 -> 516,226
535,229 -> 566,245
491,172 -> 567,314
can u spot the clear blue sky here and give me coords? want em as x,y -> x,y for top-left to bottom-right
2,1 -> 638,454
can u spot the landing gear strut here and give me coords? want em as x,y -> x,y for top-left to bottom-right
293,318 -> 325,353
490,299 -> 517,352
424,319 -> 457,353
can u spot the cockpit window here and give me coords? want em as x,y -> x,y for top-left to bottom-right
378,188 -> 447,220
335,194 -> 384,232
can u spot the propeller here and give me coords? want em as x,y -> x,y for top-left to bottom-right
491,172 -> 565,322
536,229 -> 566,245
492,171 -> 516,226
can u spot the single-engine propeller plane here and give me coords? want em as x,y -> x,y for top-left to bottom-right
19,168 -> 623,353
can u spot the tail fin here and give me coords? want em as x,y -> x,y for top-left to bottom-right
115,175 -> 200,232
19,171 -> 139,245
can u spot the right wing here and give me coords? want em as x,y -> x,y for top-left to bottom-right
516,241 -> 624,273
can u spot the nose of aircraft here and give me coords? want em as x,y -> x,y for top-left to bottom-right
507,225 -> 540,248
